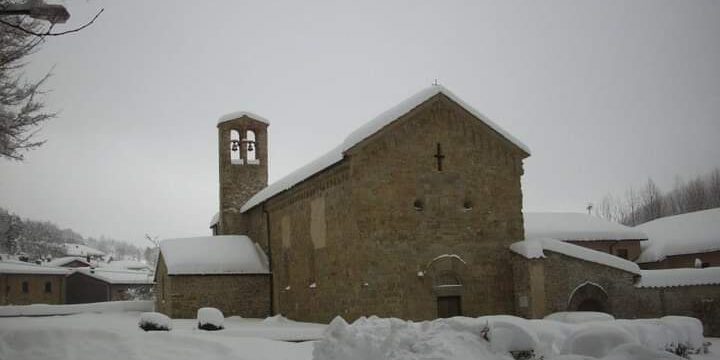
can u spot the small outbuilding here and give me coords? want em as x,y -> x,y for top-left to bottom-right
65,268 -> 154,304
154,235 -> 271,319
0,260 -> 69,305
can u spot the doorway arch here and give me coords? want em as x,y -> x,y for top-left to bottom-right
567,281 -> 610,313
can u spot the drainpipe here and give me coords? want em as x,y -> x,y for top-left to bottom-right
263,205 -> 274,316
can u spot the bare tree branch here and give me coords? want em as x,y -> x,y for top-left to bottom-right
0,8 -> 103,37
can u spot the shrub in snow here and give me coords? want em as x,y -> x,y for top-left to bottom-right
660,316 -> 704,356
138,312 -> 172,331
197,307 -> 224,331
477,315 -> 539,359
561,323 -> 638,358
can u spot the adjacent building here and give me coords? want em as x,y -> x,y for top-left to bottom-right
65,267 -> 154,304
0,261 -> 69,305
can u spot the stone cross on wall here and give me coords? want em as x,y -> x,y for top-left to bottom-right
434,143 -> 445,171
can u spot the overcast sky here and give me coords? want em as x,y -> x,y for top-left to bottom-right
1,0 -> 719,248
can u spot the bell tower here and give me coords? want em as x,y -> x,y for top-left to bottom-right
217,112 -> 269,235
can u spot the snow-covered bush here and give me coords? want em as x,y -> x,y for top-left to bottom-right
197,307 -> 224,331
561,323 -> 638,358
477,315 -> 539,359
661,316 -> 704,356
138,312 -> 172,331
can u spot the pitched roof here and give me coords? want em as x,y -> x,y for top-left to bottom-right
45,256 -> 91,267
524,212 -> 648,242
72,268 -> 154,284
636,208 -> 720,263
0,260 -> 70,275
159,235 -> 270,275
217,111 -> 270,125
241,85 -> 529,212
510,238 -> 641,275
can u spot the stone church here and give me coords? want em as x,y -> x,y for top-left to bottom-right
155,85 -> 720,335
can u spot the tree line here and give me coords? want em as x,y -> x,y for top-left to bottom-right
594,168 -> 720,226
0,206 -> 155,265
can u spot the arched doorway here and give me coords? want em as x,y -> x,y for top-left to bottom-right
426,254 -> 467,318
567,282 -> 610,313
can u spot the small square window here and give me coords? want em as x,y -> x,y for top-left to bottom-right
45,282 -> 52,293
22,281 -> 29,293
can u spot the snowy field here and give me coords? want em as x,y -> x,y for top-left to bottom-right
0,308 -> 719,360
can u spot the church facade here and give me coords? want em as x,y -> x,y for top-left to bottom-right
215,87 -> 528,322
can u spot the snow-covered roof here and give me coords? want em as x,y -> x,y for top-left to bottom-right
45,256 -> 91,267
217,111 -> 270,125
510,238 -> 641,275
241,85 -> 529,212
524,212 -> 647,242
101,260 -> 151,271
636,208 -> 720,263
72,268 -> 154,284
159,235 -> 270,275
0,260 -> 70,275
210,212 -> 219,227
636,267 -> 720,288
63,243 -> 105,257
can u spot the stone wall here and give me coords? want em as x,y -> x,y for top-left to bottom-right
636,285 -> 720,336
640,250 -> 720,269
155,254 -> 271,319
0,273 -> 65,305
263,94 -> 528,323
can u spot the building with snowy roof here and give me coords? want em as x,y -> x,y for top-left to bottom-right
62,243 -> 106,260
0,260 -> 70,305
524,212 -> 648,261
158,85 -> 720,335
45,256 -> 92,268
65,267 -> 154,304
636,208 -> 720,269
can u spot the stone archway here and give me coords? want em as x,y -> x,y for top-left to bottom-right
567,282 -> 610,313
426,255 -> 467,318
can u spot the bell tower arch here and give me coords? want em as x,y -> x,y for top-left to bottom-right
217,112 -> 269,235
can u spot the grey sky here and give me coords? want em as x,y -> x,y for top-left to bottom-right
1,0 -> 719,248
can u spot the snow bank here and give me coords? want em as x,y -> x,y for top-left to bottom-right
0,300 -> 154,317
636,267 -> 720,288
476,315 -> 539,353
241,85 -> 529,212
560,323 -> 639,358
510,238 -> 641,275
661,316 -> 704,350
139,312 -> 172,331
313,316 -> 514,360
524,212 -> 647,242
159,235 -> 269,275
544,311 -> 615,324
636,208 -> 720,263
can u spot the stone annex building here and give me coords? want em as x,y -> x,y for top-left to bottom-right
155,86 -> 720,335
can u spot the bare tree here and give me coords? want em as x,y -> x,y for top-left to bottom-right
684,177 -> 707,212
707,168 -> 720,208
641,178 -> 664,222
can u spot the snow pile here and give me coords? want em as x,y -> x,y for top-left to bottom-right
313,316 -> 514,360
159,235 -> 269,275
241,85 -> 529,212
524,212 -> 647,242
636,208 -> 720,263
510,238 -> 641,275
0,300 -> 154,317
661,316 -> 704,351
476,315 -> 539,354
263,314 -> 291,325
636,267 -> 720,288
560,323 -> 638,358
139,312 -> 172,331
544,312 -> 615,324
197,307 -> 224,331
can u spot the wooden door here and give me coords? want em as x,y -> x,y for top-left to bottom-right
437,296 -> 462,318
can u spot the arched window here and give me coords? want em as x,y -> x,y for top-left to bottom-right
230,130 -> 242,164
245,130 -> 259,164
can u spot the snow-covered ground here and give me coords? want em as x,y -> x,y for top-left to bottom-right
0,309 -> 718,360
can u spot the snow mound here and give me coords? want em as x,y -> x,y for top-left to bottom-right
561,323 -> 638,358
511,238 -> 641,275
661,316 -> 704,351
480,316 -> 539,353
197,307 -> 224,331
600,343 -> 684,360
313,316 -> 514,360
262,314 -> 291,325
139,312 -> 172,331
524,212 -> 647,242
636,208 -> 720,263
544,311 -> 615,324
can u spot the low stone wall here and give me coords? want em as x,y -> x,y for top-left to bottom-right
636,285 -> 720,336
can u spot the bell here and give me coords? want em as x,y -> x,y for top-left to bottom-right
247,143 -> 254,151
231,144 -> 238,151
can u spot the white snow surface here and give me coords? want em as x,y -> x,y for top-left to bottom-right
510,238 -> 641,275
560,323 -> 638,358
241,85 -> 529,212
544,311 -> 615,324
159,235 -> 269,275
198,307 -> 224,328
636,208 -> 720,263
524,212 -> 647,242
0,260 -> 70,275
636,267 -> 720,288
0,300 -> 153,317
101,259 -> 151,271
73,267 -> 154,284
217,110 -> 270,125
